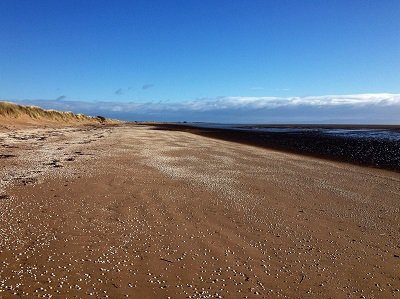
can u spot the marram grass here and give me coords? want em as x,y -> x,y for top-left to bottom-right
0,101 -> 108,123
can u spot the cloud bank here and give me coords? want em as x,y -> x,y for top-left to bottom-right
6,93 -> 400,124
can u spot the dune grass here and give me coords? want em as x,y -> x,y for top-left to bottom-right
0,101 -> 107,123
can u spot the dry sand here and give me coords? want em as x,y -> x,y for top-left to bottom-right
0,123 -> 399,298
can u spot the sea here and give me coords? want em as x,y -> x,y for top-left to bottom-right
187,123 -> 400,142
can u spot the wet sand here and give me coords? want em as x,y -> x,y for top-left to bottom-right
1,123 -> 399,298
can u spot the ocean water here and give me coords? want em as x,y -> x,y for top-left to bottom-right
188,123 -> 400,142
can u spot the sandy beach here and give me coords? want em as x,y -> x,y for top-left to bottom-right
1,123 -> 399,298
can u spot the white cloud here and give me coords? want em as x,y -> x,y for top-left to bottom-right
5,93 -> 400,123
140,93 -> 400,112
192,93 -> 399,111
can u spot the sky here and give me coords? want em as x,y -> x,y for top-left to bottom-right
1,0 -> 399,123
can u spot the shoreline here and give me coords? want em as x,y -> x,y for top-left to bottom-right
151,123 -> 400,172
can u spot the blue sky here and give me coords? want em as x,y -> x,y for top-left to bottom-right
1,0 -> 399,123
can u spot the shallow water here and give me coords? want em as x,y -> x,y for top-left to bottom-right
188,123 -> 400,142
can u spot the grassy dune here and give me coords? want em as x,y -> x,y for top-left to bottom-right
0,101 -> 109,123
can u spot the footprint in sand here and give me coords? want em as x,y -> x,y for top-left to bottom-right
18,177 -> 38,186
49,160 -> 64,168
0,154 -> 16,159
0,194 -> 10,200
